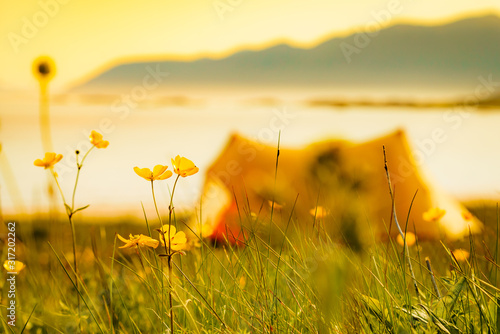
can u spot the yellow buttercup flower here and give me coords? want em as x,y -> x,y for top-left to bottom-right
239,275 -> 246,289
3,260 -> 26,273
452,248 -> 470,262
34,152 -> 63,169
134,165 -> 173,181
423,207 -> 446,222
309,206 -> 328,218
89,130 -> 109,149
171,155 -> 199,177
158,225 -> 187,251
117,234 -> 159,249
396,232 -> 416,247
32,56 -> 56,83
462,211 -> 473,221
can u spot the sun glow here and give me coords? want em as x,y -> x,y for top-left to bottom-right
0,0 -> 498,90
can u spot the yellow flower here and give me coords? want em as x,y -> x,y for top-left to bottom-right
268,200 -> 283,210
452,248 -> 470,262
117,234 -> 159,249
423,207 -> 446,222
32,56 -> 56,83
134,165 -> 173,181
3,260 -> 26,273
239,275 -> 246,289
158,225 -> 187,251
462,211 -> 473,221
309,206 -> 328,218
34,152 -> 63,169
89,130 -> 109,149
171,155 -> 199,177
396,232 -> 416,247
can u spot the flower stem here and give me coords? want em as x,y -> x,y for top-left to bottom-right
151,181 -> 169,255
51,169 -> 66,205
150,181 -> 166,330
168,175 -> 181,248
168,254 -> 174,334
71,146 -> 94,211
39,82 -> 53,153
167,174 -> 180,334
51,168 -> 81,332
68,213 -> 81,327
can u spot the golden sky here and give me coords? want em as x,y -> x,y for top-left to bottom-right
1,0 -> 499,91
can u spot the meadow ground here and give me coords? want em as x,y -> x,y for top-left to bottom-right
1,202 -> 499,333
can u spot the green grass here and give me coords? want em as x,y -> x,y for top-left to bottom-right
1,202 -> 500,333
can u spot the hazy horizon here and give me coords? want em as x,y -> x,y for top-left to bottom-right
2,1 -> 500,90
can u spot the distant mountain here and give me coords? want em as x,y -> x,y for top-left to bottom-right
72,15 -> 500,94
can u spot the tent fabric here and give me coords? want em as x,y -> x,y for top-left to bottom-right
192,129 -> 482,244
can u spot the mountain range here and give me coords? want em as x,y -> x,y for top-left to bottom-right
73,15 -> 500,96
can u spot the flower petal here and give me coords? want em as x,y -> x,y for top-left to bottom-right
43,152 -> 56,163
180,157 -> 195,170
172,231 -> 187,244
96,140 -> 109,149
117,234 -> 129,243
159,225 -> 178,245
170,231 -> 187,250
156,170 -> 173,180
181,166 -> 199,177
171,244 -> 185,251
172,156 -> 199,177
160,225 -> 177,236
152,165 -> 168,178
34,152 -> 63,168
3,260 -> 25,273
34,159 -> 45,167
452,248 -> 470,262
171,156 -> 180,173
138,235 -> 160,248
396,232 -> 416,247
90,130 -> 103,144
134,167 -> 153,180
423,207 -> 446,222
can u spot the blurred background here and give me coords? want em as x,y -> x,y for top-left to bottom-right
1,0 -> 500,221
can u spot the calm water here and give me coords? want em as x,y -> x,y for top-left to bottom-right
1,92 -> 500,219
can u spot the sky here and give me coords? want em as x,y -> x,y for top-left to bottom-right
1,0 -> 500,91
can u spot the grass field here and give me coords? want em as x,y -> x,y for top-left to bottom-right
2,133 -> 500,333
2,200 -> 499,333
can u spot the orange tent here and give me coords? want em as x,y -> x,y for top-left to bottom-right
192,129 -> 482,245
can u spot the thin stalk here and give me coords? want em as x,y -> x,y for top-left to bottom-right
168,255 -> 174,333
150,180 -> 166,332
71,146 -> 94,210
68,213 -> 81,329
52,172 -> 81,331
51,144 -> 96,333
51,169 -> 67,205
151,180 -> 167,252
168,175 -> 181,249
39,83 -> 53,153
68,147 -> 96,331
51,169 -> 79,298
425,257 -> 441,299
167,174 -> 180,334
383,146 -> 421,303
